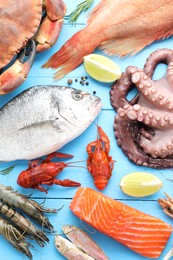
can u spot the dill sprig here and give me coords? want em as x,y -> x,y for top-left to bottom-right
0,165 -> 16,175
65,0 -> 94,25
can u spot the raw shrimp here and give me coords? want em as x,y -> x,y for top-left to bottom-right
0,216 -> 32,259
0,184 -> 56,230
0,201 -> 49,247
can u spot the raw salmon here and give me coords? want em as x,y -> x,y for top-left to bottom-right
70,187 -> 172,259
43,0 -> 173,79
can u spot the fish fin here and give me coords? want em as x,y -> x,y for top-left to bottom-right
42,30 -> 96,80
87,0 -> 110,24
42,33 -> 84,79
99,37 -> 154,57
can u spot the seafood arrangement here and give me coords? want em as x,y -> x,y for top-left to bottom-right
0,0 -> 66,94
1,0 -> 173,259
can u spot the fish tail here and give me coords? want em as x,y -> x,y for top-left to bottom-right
42,29 -> 96,80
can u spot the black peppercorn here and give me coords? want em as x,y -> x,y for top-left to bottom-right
67,79 -> 73,85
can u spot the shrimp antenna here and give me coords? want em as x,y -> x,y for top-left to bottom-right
93,118 -> 100,140
67,165 -> 87,170
66,160 -> 86,165
66,160 -> 87,170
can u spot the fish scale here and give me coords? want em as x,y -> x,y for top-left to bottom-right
0,85 -> 102,161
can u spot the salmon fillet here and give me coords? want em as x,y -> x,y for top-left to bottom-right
70,187 -> 172,258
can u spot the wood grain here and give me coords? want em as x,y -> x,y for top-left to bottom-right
0,1 -> 173,259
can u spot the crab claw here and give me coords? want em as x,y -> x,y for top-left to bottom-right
35,16 -> 64,52
35,0 -> 66,52
0,40 -> 36,95
45,0 -> 67,21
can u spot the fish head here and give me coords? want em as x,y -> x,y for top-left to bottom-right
62,225 -> 76,234
52,86 -> 102,135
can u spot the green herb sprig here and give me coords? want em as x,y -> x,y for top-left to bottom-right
0,165 -> 16,175
65,0 -> 94,25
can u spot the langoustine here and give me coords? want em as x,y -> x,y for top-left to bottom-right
43,0 -> 173,79
110,48 -> 173,168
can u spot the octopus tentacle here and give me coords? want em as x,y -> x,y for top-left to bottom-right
144,48 -> 173,78
119,103 -> 173,129
110,66 -> 140,110
114,113 -> 150,167
132,71 -> 173,110
110,48 -> 173,169
140,129 -> 173,159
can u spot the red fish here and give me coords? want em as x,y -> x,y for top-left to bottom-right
70,187 -> 172,259
43,0 -> 173,79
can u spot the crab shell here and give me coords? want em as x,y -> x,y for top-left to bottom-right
0,0 -> 66,95
0,0 -> 43,69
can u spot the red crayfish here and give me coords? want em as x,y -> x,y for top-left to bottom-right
17,152 -> 81,194
86,126 -> 115,190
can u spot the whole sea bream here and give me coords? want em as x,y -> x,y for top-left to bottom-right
0,85 -> 102,161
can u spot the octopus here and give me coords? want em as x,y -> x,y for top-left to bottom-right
110,48 -> 173,169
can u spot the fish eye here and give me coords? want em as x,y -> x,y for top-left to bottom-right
72,92 -> 83,101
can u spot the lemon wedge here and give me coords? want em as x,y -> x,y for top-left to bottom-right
120,172 -> 163,197
83,54 -> 121,82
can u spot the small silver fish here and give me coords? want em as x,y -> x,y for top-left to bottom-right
0,85 -> 102,161
62,225 -> 109,260
55,235 -> 95,260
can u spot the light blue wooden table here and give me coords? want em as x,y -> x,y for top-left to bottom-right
1,1 -> 173,259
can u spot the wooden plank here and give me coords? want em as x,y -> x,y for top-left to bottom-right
1,0 -> 173,259
0,198 -> 172,260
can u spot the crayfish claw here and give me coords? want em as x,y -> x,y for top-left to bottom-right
54,179 -> 81,187
44,152 -> 73,162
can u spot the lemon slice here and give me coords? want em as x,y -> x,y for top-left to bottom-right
120,172 -> 163,197
83,54 -> 121,82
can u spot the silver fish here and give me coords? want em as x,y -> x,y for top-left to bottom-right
0,85 -> 102,161
62,225 -> 109,260
55,235 -> 95,260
